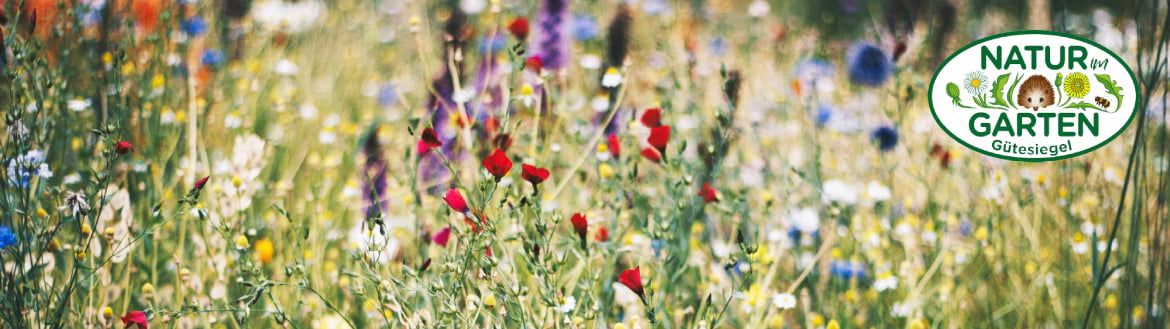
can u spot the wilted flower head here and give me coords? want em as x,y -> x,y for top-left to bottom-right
63,191 -> 91,218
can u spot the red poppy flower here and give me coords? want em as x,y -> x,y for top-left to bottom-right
114,140 -> 134,155
618,267 -> 646,303
521,164 -> 550,185
570,213 -> 588,244
640,108 -> 662,128
647,125 -> 671,153
699,183 -> 718,203
595,226 -> 609,242
419,127 -> 442,153
607,134 -> 621,158
640,147 -> 662,163
192,176 -> 210,192
482,149 -> 513,179
507,17 -> 529,39
525,56 -> 543,73
432,227 -> 452,247
121,310 -> 148,329
444,188 -> 469,213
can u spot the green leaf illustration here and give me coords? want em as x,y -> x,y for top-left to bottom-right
1095,74 -> 1124,110
988,73 -> 1012,108
1066,101 -> 1105,111
1006,73 -> 1023,109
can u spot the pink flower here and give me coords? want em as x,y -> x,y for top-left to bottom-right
121,310 -> 148,329
432,227 -> 452,247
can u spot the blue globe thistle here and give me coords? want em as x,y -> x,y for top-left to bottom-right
182,16 -> 209,36
871,125 -> 899,152
0,226 -> 16,250
846,42 -> 893,87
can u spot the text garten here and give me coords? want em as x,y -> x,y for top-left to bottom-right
969,111 -> 1099,137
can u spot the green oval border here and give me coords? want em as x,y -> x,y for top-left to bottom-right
927,30 -> 1141,162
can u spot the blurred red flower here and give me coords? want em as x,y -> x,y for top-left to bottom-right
482,149 -> 513,179
640,108 -> 662,128
606,134 -> 621,158
432,227 -> 452,247
418,127 -> 442,153
570,213 -> 588,243
121,310 -> 148,329
619,267 -> 646,303
521,164 -> 550,185
507,17 -> 529,39
699,183 -> 718,203
647,126 -> 671,153
444,188 -> 469,213
114,140 -> 134,155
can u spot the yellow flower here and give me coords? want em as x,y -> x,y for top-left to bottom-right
102,307 -> 114,319
36,208 -> 48,219
614,324 -> 628,329
255,238 -> 275,263
81,223 -> 93,236
235,235 -> 250,250
827,320 -> 841,329
598,163 -> 614,179
1063,72 -> 1091,99
141,283 -> 155,295
908,319 -> 928,329
483,293 -> 497,308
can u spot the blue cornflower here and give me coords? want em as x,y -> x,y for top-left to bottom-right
830,260 -> 866,281
6,150 -> 52,188
182,16 -> 209,36
871,125 -> 899,152
709,37 -> 728,57
571,14 -> 600,41
846,42 -> 893,87
201,49 -> 225,67
0,226 -> 16,250
479,34 -> 506,54
378,84 -> 398,107
815,104 -> 833,127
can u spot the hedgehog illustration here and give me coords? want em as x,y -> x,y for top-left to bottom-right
1017,75 -> 1055,111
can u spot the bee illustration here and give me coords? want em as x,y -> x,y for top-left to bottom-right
1094,96 -> 1111,109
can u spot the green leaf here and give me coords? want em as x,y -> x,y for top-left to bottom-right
1006,74 -> 1023,109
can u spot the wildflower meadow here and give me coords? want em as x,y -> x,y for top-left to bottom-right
2,0 -> 1170,328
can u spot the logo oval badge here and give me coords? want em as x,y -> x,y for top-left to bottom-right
929,30 -> 1139,162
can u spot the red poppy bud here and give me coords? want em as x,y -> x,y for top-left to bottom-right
444,188 -> 470,213
507,17 -> 529,39
521,164 -> 550,185
432,227 -> 452,247
192,176 -> 210,192
699,183 -> 718,203
121,310 -> 149,329
595,226 -> 609,242
640,147 -> 662,163
618,267 -> 646,303
114,140 -> 133,155
640,108 -> 662,128
482,149 -> 513,179
647,125 -> 671,153
606,134 -> 621,158
419,127 -> 442,153
570,213 -> 588,245
420,258 -> 432,272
